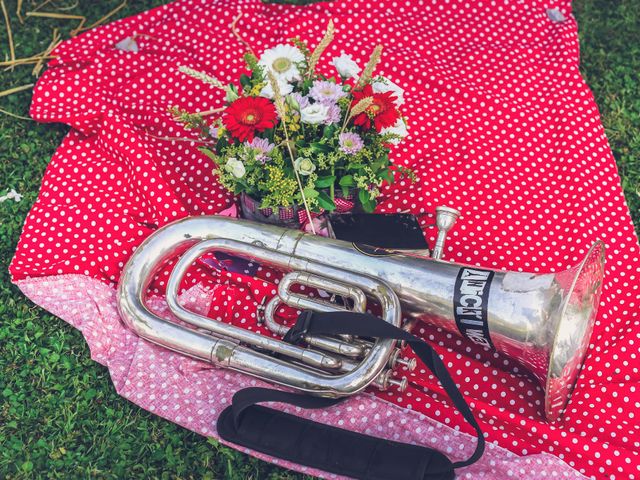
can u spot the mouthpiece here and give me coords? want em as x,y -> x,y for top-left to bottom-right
432,206 -> 460,260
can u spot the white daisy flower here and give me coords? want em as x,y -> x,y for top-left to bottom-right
258,44 -> 305,82
372,77 -> 405,106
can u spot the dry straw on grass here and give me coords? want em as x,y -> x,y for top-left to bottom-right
31,0 -> 54,13
1,0 -> 16,69
0,83 -> 35,120
80,1 -> 126,34
25,11 -> 86,35
0,106 -> 31,120
2,2 -> 131,73
0,54 -> 56,67
1,0 -> 131,122
32,28 -> 62,77
16,0 -> 23,23
0,83 -> 34,98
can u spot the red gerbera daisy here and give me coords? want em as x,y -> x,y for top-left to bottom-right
351,84 -> 400,132
223,96 -> 278,142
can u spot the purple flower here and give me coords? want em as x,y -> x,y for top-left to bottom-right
324,103 -> 342,125
288,92 -> 310,110
309,80 -> 347,104
209,124 -> 224,139
339,132 -> 364,155
246,137 -> 275,163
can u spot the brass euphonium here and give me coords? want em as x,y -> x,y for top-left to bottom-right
117,210 -> 605,421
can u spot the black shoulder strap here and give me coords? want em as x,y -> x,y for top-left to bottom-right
217,311 -> 484,480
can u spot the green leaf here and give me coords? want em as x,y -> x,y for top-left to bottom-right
239,74 -> 252,89
323,124 -> 338,139
362,200 -> 376,213
215,137 -> 229,155
84,388 -> 98,400
381,169 -> 394,185
358,188 -> 368,205
346,163 -> 365,171
302,188 -> 320,199
198,147 -> 217,160
263,128 -> 275,143
310,142 -> 331,154
358,189 -> 376,213
371,159 -> 386,172
339,175 -> 354,187
314,176 -> 335,188
301,78 -> 314,93
225,84 -> 239,103
316,191 -> 336,211
234,179 -> 251,192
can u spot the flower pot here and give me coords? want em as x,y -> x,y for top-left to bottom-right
239,188 -> 361,230
239,193 -> 306,229
328,187 -> 361,214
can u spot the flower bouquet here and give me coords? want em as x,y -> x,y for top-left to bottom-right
172,20 -> 412,232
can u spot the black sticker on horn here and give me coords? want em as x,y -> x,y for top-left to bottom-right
453,268 -> 495,349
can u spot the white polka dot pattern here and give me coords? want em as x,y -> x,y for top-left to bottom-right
9,0 -> 640,479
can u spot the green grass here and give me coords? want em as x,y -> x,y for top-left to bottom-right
0,0 -> 638,478
575,0 -> 640,227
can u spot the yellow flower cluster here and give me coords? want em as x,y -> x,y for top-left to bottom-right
261,164 -> 298,207
284,107 -> 302,133
248,82 -> 266,96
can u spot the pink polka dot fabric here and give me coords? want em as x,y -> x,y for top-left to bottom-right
9,0 -> 640,478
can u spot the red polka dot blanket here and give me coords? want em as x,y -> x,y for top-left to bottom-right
10,0 -> 640,478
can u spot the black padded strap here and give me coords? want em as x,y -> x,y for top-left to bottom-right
217,311 -> 484,479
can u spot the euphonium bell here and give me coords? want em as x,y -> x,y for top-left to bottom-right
117,212 -> 605,421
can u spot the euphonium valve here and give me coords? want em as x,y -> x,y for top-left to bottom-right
117,215 -> 605,421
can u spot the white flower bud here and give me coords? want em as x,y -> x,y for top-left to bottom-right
332,53 -> 361,79
294,157 -> 316,176
300,104 -> 329,124
224,157 -> 246,178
